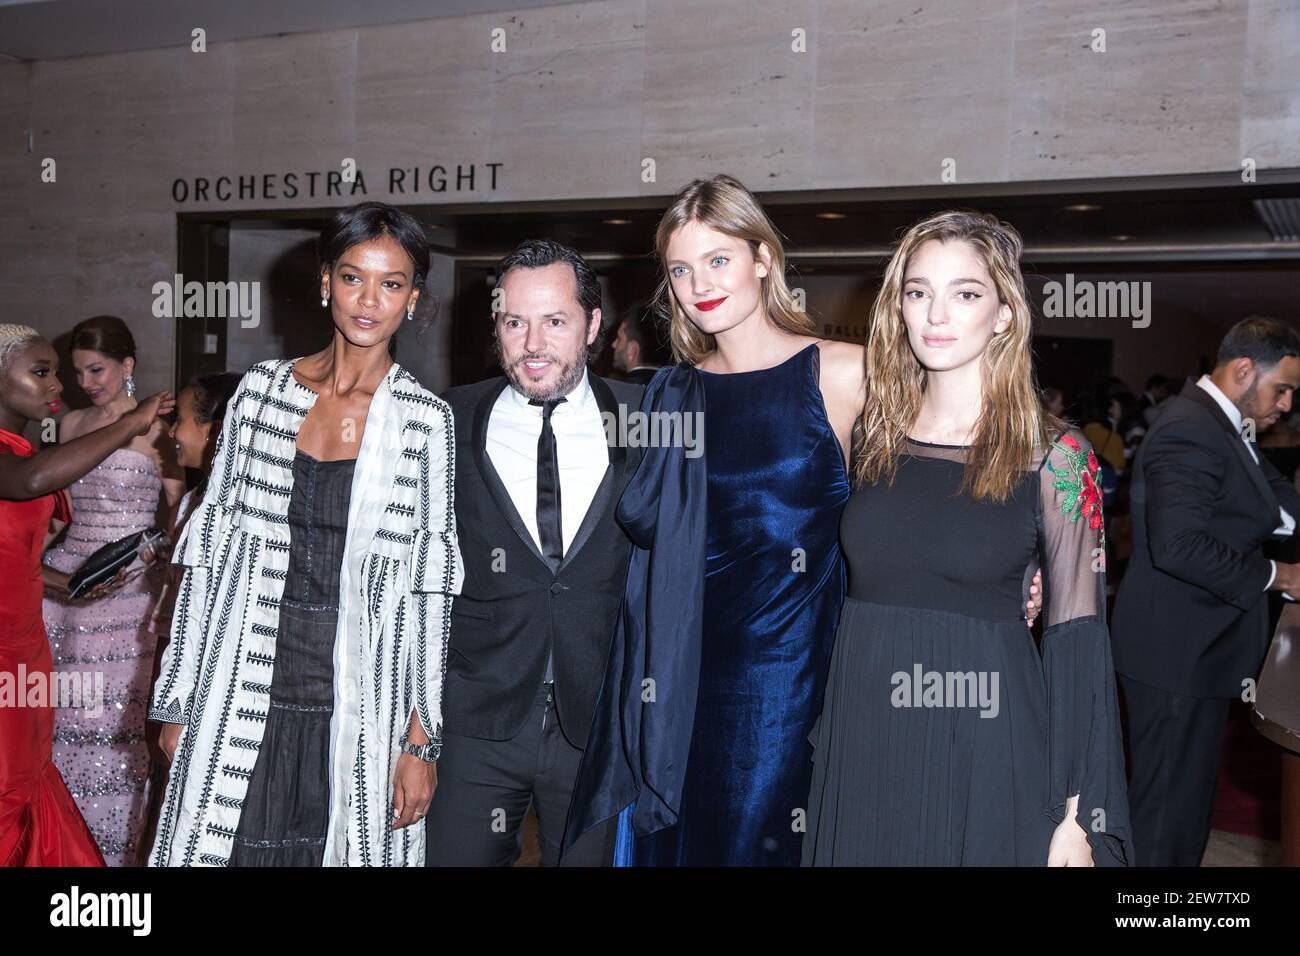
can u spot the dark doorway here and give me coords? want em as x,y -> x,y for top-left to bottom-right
1033,335 -> 1114,419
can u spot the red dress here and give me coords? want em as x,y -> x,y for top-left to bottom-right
0,427 -> 105,866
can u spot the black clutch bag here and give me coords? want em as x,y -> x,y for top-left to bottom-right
67,528 -> 170,600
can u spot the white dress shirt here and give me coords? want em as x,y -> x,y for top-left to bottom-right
486,369 -> 610,557
1195,375 -> 1295,590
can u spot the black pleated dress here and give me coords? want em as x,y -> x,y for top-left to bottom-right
229,450 -> 355,867
802,432 -> 1132,867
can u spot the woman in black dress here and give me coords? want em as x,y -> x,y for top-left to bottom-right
803,211 -> 1131,866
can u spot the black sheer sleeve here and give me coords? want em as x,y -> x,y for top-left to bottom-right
1037,427 -> 1132,865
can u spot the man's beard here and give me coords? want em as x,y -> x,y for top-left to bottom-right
1239,374 -> 1265,425
495,335 -> 590,402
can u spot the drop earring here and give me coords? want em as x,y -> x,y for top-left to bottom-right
125,375 -> 136,398
321,295 -> 329,307
406,309 -> 414,322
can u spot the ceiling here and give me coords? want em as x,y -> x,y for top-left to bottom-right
433,192 -> 1300,333
424,183 -> 1300,264
227,180 -> 1300,332
0,0 -> 581,61
224,179 -> 1300,264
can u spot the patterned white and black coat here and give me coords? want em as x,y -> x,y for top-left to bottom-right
148,359 -> 462,866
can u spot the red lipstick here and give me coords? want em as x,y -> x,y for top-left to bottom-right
696,296 -> 728,312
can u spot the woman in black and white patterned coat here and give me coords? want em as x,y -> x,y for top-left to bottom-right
148,202 -> 462,867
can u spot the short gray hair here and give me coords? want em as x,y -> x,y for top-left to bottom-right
0,324 -> 43,372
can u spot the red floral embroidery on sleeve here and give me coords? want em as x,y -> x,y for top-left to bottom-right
1047,434 -> 1107,551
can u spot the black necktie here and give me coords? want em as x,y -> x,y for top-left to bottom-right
530,397 -> 566,564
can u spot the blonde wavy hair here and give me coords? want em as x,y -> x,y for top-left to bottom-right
855,210 -> 1059,501
652,174 -> 816,365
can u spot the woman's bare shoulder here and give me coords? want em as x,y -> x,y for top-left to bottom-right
816,339 -> 866,391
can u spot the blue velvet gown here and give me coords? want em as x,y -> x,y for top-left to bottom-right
623,343 -> 848,865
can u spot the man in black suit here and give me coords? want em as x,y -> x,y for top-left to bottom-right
1112,317 -> 1300,866
611,307 -> 666,386
425,239 -> 643,866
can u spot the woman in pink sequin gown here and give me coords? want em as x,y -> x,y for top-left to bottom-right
41,317 -> 183,865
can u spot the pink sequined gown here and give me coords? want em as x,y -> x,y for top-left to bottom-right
42,447 -> 165,866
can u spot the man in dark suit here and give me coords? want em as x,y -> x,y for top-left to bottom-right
1112,316 -> 1300,866
611,306 -> 667,386
425,239 -> 643,866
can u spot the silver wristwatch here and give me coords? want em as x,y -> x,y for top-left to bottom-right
400,738 -> 439,763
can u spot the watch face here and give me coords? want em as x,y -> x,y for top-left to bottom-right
402,741 -> 437,762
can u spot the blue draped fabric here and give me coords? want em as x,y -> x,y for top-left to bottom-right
562,363 -> 709,855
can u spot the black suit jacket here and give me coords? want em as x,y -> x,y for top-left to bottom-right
1112,378 -> 1300,697
439,374 -> 644,748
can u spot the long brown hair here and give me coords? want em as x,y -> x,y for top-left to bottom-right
855,210 -> 1058,501
652,174 -> 815,365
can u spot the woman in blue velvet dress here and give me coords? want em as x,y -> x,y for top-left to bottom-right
630,340 -> 849,865
565,175 -> 866,865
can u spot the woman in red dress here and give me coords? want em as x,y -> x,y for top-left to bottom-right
0,324 -> 172,866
